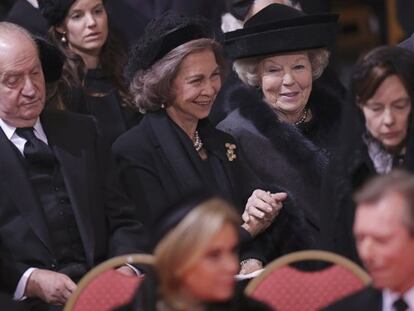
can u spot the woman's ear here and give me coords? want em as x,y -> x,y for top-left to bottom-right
54,25 -> 66,36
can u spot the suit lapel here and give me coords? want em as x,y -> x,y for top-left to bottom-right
200,121 -> 238,194
41,112 -> 95,263
147,112 -> 204,192
0,128 -> 54,254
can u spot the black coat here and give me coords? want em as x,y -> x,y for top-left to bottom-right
0,109 -> 147,294
5,0 -> 48,37
321,286 -> 382,311
112,110 -> 258,226
112,110 -> 302,262
115,269 -> 272,311
320,100 -> 414,265
320,138 -> 376,264
217,81 -> 343,240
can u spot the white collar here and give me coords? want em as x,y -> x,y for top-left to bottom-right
0,118 -> 48,144
383,287 -> 414,311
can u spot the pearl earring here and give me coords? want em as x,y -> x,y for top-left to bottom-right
61,32 -> 67,43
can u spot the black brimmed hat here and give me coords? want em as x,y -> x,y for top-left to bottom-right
224,3 -> 339,59
126,11 -> 213,82
38,0 -> 76,26
35,36 -> 65,83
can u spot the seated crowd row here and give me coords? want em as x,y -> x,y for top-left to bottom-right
0,0 -> 414,310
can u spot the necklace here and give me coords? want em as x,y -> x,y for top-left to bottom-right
294,108 -> 308,126
193,130 -> 203,152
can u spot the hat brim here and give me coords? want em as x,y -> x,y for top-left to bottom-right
225,14 -> 339,59
34,36 -> 65,83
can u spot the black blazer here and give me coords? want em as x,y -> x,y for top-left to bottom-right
322,286 -> 382,311
0,109 -> 147,293
112,110 -> 259,228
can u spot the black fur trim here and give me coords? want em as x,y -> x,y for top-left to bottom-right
230,82 -> 335,184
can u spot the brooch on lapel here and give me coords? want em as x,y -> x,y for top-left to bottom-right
225,143 -> 237,162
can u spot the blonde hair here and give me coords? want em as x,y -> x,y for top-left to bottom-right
154,197 -> 240,309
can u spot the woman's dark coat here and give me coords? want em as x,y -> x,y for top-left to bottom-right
217,80 -> 343,249
112,110 -> 258,227
112,110 -> 311,263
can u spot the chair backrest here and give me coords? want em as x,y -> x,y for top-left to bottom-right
64,254 -> 154,311
245,250 -> 371,311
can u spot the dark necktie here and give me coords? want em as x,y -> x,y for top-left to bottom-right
15,127 -> 55,166
393,297 -> 409,311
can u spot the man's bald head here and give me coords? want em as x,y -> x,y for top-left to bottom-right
0,22 -> 38,55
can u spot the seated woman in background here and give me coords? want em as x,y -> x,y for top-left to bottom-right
321,46 -> 414,264
217,3 -> 342,253
39,0 -> 140,145
112,11 -> 304,272
117,194 -> 271,311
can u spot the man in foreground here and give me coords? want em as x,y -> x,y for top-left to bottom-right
325,170 -> 414,310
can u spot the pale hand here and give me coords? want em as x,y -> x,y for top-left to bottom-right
25,269 -> 77,305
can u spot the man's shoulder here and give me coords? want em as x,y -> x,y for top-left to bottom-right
322,286 -> 382,311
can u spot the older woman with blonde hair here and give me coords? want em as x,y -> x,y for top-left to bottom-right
217,4 -> 344,263
117,194 -> 271,310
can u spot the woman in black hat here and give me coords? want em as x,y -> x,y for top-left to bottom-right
217,3 -> 343,249
39,0 -> 140,145
111,11 -> 302,273
117,195 -> 271,311
320,46 -> 414,265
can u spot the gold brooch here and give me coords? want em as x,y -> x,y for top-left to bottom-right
225,143 -> 237,161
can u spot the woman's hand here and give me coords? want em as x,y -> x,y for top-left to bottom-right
242,190 -> 287,237
239,258 -> 263,275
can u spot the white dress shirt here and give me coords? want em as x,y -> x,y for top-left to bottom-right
25,0 -> 39,8
0,118 -> 48,155
383,287 -> 414,311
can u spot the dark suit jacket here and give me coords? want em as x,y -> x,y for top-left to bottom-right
322,286 -> 382,311
0,109 -> 147,293
5,0 -> 48,37
112,110 -> 259,228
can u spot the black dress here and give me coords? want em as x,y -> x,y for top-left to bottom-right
67,69 -> 141,145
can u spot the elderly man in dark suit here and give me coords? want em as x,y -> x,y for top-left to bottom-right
0,22 -> 147,310
324,170 -> 414,311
